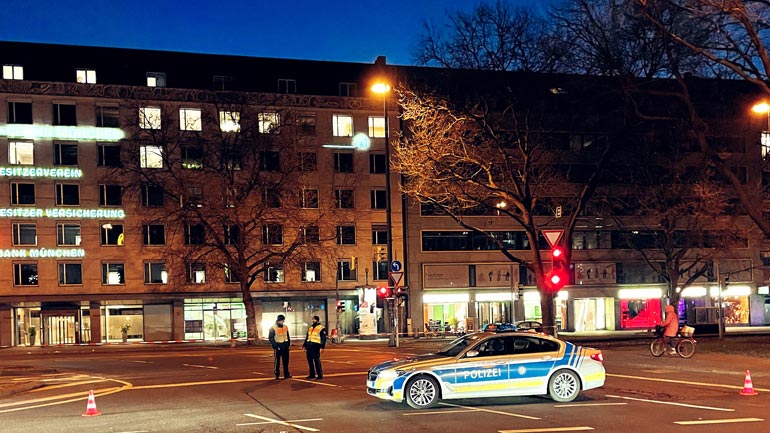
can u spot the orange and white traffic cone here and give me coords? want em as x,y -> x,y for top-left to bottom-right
82,390 -> 101,416
739,370 -> 759,396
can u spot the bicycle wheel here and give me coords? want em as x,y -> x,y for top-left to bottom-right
650,338 -> 666,357
677,339 -> 695,358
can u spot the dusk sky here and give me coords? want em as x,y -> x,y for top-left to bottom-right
0,0 -> 550,65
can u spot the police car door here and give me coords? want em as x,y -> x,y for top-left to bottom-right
451,336 -> 511,398
508,335 -> 558,395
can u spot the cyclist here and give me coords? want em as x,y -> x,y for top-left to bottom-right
660,305 -> 679,355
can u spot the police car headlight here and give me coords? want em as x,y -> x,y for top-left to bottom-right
379,369 -> 406,380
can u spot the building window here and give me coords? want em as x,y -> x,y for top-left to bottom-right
182,146 -> 203,169
300,188 -> 319,209
14,263 -> 38,286
9,141 -> 34,165
11,183 -> 35,205
140,145 -> 164,168
339,82 -> 358,97
224,224 -> 239,245
263,188 -> 282,208
373,259 -> 388,281
301,261 -> 321,282
57,223 -> 81,246
278,78 -> 296,94
334,152 -> 354,173
3,65 -> 23,80
297,114 -> 316,135
185,223 -> 206,245
55,184 -> 80,206
52,103 -> 77,126
101,223 -> 124,246
224,265 -> 240,283
142,184 -> 164,207
300,225 -> 320,244
368,116 -> 385,138
12,223 -> 36,246
76,69 -> 96,84
139,106 -> 162,129
370,189 -> 387,209
258,112 -> 280,133
372,225 -> 388,245
337,258 -> 357,281
258,151 -> 279,171
332,114 -> 353,137
213,75 -> 232,90
8,101 -> 32,124
264,263 -> 285,283
336,189 -> 355,209
96,105 -> 120,127
336,225 -> 356,245
187,186 -> 203,207
146,72 -> 166,87
298,152 -> 317,171
142,224 -> 166,245
219,111 -> 241,132
144,262 -> 167,284
54,143 -> 78,166
187,262 -> 207,284
99,184 -> 122,206
58,262 -> 83,285
97,144 -> 121,167
102,262 -> 125,285
179,108 -> 202,131
262,224 -> 284,245
370,153 -> 386,174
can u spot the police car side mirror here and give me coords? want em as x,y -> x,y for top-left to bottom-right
465,350 -> 479,358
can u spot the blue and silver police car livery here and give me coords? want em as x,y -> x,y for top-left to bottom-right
366,331 -> 605,409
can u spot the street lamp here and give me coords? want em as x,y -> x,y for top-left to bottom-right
751,101 -> 770,158
372,81 -> 397,347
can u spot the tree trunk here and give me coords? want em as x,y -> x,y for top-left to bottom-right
242,285 -> 260,345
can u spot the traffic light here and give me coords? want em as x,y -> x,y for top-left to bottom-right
336,300 -> 346,313
376,285 -> 391,308
396,287 -> 408,304
350,256 -> 357,270
547,246 -> 569,291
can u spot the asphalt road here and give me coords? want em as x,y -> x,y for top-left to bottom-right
0,338 -> 768,433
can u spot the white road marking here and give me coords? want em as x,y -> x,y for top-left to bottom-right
236,417 -> 322,426
182,364 -> 219,369
674,418 -> 764,425
606,394 -> 734,411
440,402 -> 541,420
403,409 -> 480,416
498,427 -> 594,432
239,414 -> 321,431
607,373 -> 770,393
292,378 -> 338,387
554,402 -> 628,408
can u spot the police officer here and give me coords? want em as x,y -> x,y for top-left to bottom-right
268,314 -> 291,379
303,315 -> 327,380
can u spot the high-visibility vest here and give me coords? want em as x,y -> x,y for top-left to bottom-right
307,324 -> 324,344
272,324 -> 289,343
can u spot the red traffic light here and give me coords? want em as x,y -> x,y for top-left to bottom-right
378,286 -> 390,297
551,246 -> 564,258
550,273 -> 563,286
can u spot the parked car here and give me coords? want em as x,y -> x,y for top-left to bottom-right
482,322 -> 517,332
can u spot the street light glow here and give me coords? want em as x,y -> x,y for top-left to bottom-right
371,82 -> 391,94
752,102 -> 770,114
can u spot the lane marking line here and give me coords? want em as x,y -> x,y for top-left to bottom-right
182,364 -> 219,369
236,417 -> 323,427
498,427 -> 594,432
241,414 -> 320,431
29,378 -> 109,393
292,378 -> 338,387
440,402 -> 541,420
607,373 -> 770,393
606,395 -> 734,412
554,402 -> 628,408
674,418 -> 764,426
403,409 -> 480,416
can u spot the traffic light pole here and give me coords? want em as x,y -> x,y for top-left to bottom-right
335,261 -> 342,344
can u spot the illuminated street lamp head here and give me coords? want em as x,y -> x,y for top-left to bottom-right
371,82 -> 391,94
752,102 -> 770,114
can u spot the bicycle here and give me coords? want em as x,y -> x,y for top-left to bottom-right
650,325 -> 696,358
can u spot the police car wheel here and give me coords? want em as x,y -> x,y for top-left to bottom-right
405,375 -> 439,409
548,369 -> 580,402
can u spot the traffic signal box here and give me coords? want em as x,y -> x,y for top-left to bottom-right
547,246 -> 569,292
376,286 -> 391,308
336,300 -> 345,313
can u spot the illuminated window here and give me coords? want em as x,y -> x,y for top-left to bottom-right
144,262 -> 167,284
76,69 -> 96,84
102,262 -> 125,285
332,114 -> 353,137
52,103 -> 77,126
368,116 -> 385,138
97,144 -> 121,167
300,188 -> 319,209
58,262 -> 83,285
336,225 -> 356,245
339,82 -> 357,97
186,262 -> 207,284
370,189 -> 387,209
300,225 -> 320,244
146,72 -> 166,87
142,224 -> 166,245
258,112 -> 280,133
262,224 -> 284,245
224,265 -> 240,283
139,106 -> 162,129
301,261 -> 321,282
54,143 -> 78,166
101,223 -> 124,246
14,263 -> 38,286
3,65 -> 23,80
12,223 -> 36,246
140,145 -> 163,168
335,189 -> 355,208
57,223 -> 81,246
141,184 -> 164,207
11,183 -> 35,205
179,108 -> 202,131
182,146 -> 203,169
185,224 -> 205,245
99,184 -> 122,206
370,153 -> 386,174
9,141 -> 34,165
219,111 -> 240,132
96,105 -> 120,127
278,78 -> 296,94
8,101 -> 32,124
334,152 -> 354,173
55,184 -> 80,206
264,263 -> 284,283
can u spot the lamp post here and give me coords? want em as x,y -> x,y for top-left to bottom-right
751,101 -> 770,157
372,81 -> 398,347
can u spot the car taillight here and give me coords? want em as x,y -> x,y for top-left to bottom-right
590,353 -> 604,363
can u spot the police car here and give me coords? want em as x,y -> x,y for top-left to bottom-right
366,331 -> 605,409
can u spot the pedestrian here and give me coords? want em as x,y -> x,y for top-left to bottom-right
303,315 -> 327,380
268,314 -> 292,379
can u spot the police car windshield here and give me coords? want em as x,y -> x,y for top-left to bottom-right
436,334 -> 482,357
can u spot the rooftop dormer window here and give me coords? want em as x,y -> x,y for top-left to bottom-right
2,65 -> 23,80
76,69 -> 96,84
147,72 -> 166,87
